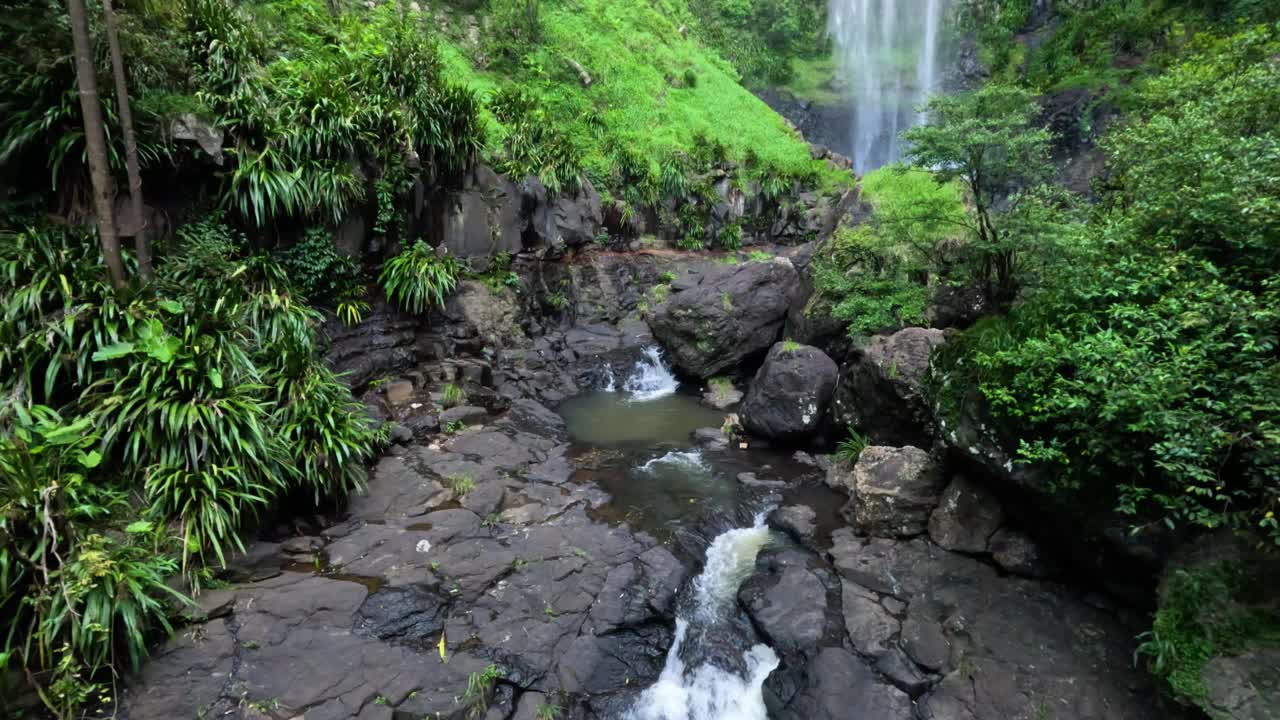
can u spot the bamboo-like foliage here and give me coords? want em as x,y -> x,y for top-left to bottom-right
0,219 -> 384,716
184,0 -> 483,227
379,240 -> 462,314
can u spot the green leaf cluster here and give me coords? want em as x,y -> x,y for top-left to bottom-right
0,219 -> 385,716
379,241 -> 464,315
937,24 -> 1280,552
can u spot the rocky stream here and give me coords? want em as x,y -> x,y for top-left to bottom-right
123,248 -> 1166,720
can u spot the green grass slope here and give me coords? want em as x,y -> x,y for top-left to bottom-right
434,0 -> 841,202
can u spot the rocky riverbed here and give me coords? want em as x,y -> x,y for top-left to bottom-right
123,248 -> 1170,720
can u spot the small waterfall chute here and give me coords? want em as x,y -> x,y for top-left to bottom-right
625,518 -> 777,720
622,347 -> 679,401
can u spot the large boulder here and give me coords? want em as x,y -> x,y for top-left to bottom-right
927,475 -> 1004,553
440,164 -> 524,258
648,258 -> 800,377
831,327 -> 945,447
739,547 -> 843,659
741,342 -> 839,441
843,446 -> 944,538
771,647 -> 913,720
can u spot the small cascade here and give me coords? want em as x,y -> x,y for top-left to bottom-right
625,518 -> 778,720
600,364 -> 618,392
828,0 -> 950,172
623,347 -> 679,401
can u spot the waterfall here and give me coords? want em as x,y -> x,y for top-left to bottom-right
624,518 -> 778,720
828,0 -> 949,173
623,347 -> 679,401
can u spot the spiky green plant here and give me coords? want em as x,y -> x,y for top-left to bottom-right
379,241 -> 462,314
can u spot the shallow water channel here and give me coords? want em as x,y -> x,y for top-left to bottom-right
556,349 -> 844,720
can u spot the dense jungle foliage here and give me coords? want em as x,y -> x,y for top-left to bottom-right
686,0 -> 829,85
2,0 -> 1278,716
810,3 -> 1280,710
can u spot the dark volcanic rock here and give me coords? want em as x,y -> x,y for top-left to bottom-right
828,530 -> 1160,720
989,527 -> 1055,578
773,647 -> 913,720
927,283 -> 992,329
927,475 -> 1004,553
739,547 -> 842,659
768,505 -> 818,546
741,341 -> 838,441
1201,646 -> 1280,720
831,327 -> 945,447
355,585 -> 449,647
648,258 -> 799,378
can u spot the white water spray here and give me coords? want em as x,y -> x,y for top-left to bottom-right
828,0 -> 949,172
625,518 -> 778,720
623,347 -> 679,401
637,450 -> 708,475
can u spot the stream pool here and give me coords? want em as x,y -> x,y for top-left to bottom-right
556,348 -> 846,720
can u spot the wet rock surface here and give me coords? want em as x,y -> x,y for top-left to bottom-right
125,380 -> 681,719
127,253 -> 1165,720
842,445 -> 945,538
741,341 -> 839,441
648,257 -> 800,378
827,529 -> 1156,720
831,326 -> 945,447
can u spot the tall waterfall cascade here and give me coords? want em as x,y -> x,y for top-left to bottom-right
828,0 -> 948,172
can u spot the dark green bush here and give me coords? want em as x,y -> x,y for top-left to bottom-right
380,240 -> 463,314
936,24 -> 1280,545
1,219 -> 384,716
279,228 -> 369,324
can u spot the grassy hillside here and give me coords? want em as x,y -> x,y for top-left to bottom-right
432,0 -> 842,206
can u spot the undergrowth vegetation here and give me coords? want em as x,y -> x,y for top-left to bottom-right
919,22 -> 1280,711
685,0 -> 828,86
813,165 -> 966,337
0,218 -> 384,717
934,25 -> 1280,549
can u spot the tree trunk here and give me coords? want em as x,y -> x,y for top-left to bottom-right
67,0 -> 126,288
101,0 -> 151,279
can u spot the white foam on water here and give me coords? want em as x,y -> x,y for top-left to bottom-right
624,518 -> 777,720
624,347 -> 679,401
637,450 -> 708,474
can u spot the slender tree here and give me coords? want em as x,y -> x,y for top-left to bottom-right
101,0 -> 151,279
67,0 -> 126,288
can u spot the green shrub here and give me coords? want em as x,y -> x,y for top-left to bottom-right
687,0 -> 828,86
835,427 -> 870,465
441,383 -> 467,409
380,241 -> 463,314
447,474 -> 476,496
278,228 -> 368,324
0,219 -> 384,715
1138,558 -> 1280,708
717,222 -> 742,251
935,25 -> 1280,544
0,405 -> 188,718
